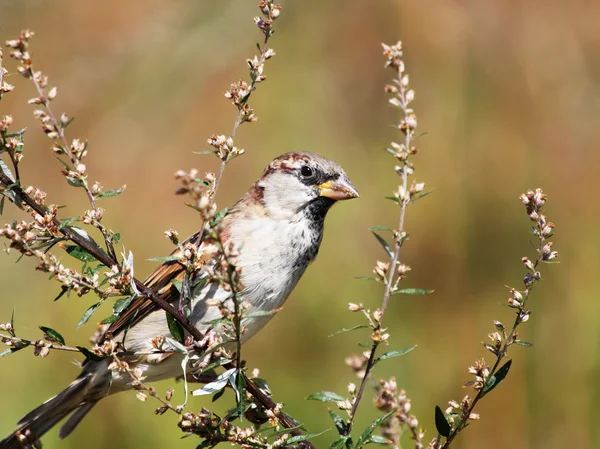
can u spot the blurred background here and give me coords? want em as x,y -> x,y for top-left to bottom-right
0,1 -> 597,448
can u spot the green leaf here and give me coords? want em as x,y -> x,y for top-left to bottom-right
0,196 -> 5,215
3,127 -> 27,138
112,232 -> 121,244
147,255 -> 181,262
192,368 -> 236,396
251,377 -> 271,395
166,312 -> 185,343
384,196 -> 400,204
370,225 -> 394,232
171,279 -> 183,292
97,187 -> 125,199
66,177 -> 84,188
371,231 -> 393,258
100,314 -> 119,324
39,326 -> 66,345
483,359 -> 512,395
212,387 -> 225,402
374,345 -> 417,364
306,391 -> 345,403
0,160 -> 16,183
356,410 -> 395,446
285,429 -> 329,444
113,297 -> 133,314
435,405 -> 451,437
57,216 -> 80,230
410,189 -> 434,203
76,346 -> 105,362
195,150 -> 215,155
514,341 -> 533,347
392,288 -> 434,296
211,208 -> 228,226
165,336 -> 188,354
0,348 -> 23,358
328,409 -> 346,436
329,437 -> 350,449
366,435 -> 391,445
77,302 -> 102,327
329,325 -> 369,337
64,245 -> 95,262
353,276 -> 381,282
201,317 -> 233,327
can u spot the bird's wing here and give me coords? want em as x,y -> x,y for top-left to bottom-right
103,231 -> 204,340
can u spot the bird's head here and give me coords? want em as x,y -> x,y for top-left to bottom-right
255,152 -> 359,221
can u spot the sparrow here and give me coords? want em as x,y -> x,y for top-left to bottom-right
0,151 -> 359,449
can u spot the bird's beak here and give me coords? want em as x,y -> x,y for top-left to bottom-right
318,177 -> 360,201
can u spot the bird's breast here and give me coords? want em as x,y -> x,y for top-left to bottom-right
229,216 -> 323,313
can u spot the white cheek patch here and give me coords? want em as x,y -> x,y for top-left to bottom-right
261,172 -> 314,219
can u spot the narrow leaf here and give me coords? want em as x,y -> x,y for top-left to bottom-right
392,288 -> 435,296
39,326 -> 66,345
328,437 -> 350,449
328,410 -> 346,436
370,226 -> 393,232
435,405 -> 451,437
483,359 -> 512,395
329,325 -> 369,337
192,368 -> 236,396
166,312 -> 185,343
353,276 -> 381,282
384,196 -> 400,204
0,348 -> 22,358
356,410 -> 395,446
100,314 -> 119,324
57,216 -> 80,230
514,341 -> 533,347
210,208 -> 228,226
285,430 -> 329,444
195,150 -> 215,155
77,302 -> 101,327
64,245 -> 95,262
97,187 -> 125,199
366,435 -> 392,445
0,160 -> 16,182
113,297 -> 133,314
165,336 -> 188,354
374,345 -> 417,364
306,391 -> 345,403
371,231 -> 393,258
147,255 -> 181,262
410,190 -> 434,203
76,346 -> 105,362
171,279 -> 183,292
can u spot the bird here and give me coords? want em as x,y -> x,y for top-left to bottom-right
0,151 -> 359,449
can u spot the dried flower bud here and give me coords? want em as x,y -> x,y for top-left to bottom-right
348,303 -> 363,312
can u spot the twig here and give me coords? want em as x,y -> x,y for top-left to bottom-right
344,43 -> 420,447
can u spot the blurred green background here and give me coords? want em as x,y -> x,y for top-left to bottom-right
0,1 -> 597,448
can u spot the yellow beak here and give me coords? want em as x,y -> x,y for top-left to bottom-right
318,178 -> 360,201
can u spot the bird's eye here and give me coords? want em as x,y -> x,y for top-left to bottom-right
300,165 -> 314,178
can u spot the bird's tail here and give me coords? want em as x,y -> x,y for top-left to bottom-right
0,369 -> 106,449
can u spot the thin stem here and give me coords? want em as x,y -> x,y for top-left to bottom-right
346,62 -> 415,439
440,224 -> 546,448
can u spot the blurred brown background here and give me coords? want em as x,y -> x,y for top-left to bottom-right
0,1 -> 597,448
